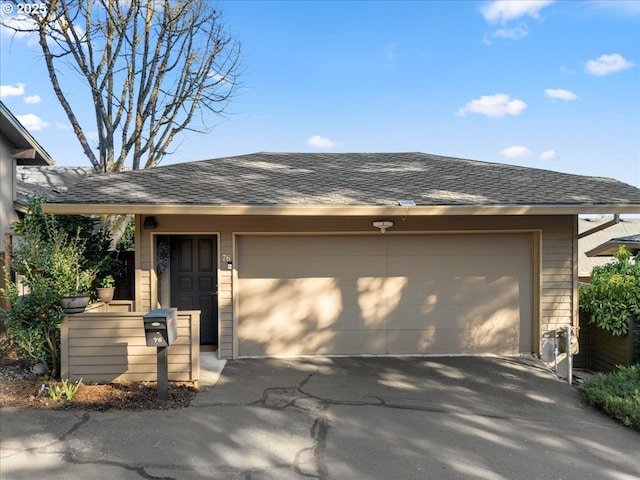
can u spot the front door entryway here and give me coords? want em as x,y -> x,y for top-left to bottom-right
170,236 -> 218,345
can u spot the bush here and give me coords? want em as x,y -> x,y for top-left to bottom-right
0,280 -> 64,375
1,196 -> 118,378
9,197 -> 97,297
579,247 -> 640,336
581,365 -> 640,430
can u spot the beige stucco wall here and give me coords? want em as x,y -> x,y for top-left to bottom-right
135,214 -> 576,360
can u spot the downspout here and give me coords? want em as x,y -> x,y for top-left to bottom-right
577,213 -> 620,239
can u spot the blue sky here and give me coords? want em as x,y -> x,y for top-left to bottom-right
1,0 -> 639,187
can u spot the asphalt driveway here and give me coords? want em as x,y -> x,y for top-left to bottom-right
1,356 -> 639,479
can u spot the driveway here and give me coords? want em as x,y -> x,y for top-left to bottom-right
1,356 -> 639,479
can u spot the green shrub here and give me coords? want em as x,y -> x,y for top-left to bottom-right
0,280 -> 64,374
581,365 -> 640,430
579,247 -> 640,336
1,196 -> 117,378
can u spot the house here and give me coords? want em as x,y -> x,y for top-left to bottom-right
0,102 -> 92,306
0,101 -> 54,258
1,101 -> 56,310
578,217 -> 640,283
42,151 -> 640,381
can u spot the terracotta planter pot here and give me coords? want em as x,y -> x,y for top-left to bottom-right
96,287 -> 115,303
61,294 -> 91,314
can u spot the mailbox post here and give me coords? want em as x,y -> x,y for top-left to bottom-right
143,308 -> 178,400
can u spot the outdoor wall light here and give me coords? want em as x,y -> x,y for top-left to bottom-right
143,216 -> 158,229
372,221 -> 394,233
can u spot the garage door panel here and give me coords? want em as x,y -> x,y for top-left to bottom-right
237,234 -> 533,357
386,275 -> 523,309
242,328 -> 388,357
239,255 -> 386,279
387,303 -> 521,330
238,276 -> 382,329
239,235 -> 386,256
387,254 -> 528,278
388,325 -> 519,355
387,234 -> 530,257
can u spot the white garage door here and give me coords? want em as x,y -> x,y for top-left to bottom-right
237,234 -> 533,357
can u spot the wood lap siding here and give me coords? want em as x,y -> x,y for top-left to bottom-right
61,311 -> 200,383
540,220 -> 574,336
137,214 -> 576,359
219,234 -> 234,359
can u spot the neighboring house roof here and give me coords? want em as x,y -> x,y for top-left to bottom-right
0,101 -> 54,166
15,166 -> 94,207
585,233 -> 640,257
43,152 -> 640,215
578,218 -> 640,277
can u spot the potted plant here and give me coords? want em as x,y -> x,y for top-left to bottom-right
49,228 -> 96,314
59,267 -> 95,313
96,275 -> 116,303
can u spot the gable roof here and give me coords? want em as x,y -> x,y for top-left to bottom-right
585,234 -> 640,257
0,101 -> 54,166
43,152 -> 640,215
578,218 -> 640,276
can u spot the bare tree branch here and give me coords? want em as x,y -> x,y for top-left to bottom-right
2,0 -> 242,172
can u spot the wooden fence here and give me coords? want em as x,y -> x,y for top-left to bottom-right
575,313 -> 639,372
61,306 -> 200,383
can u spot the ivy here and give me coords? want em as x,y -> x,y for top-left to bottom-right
579,247 -> 640,336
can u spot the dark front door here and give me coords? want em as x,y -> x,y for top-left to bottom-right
170,236 -> 218,345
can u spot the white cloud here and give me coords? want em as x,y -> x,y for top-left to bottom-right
545,88 -> 578,101
56,122 -> 71,130
16,113 -> 49,131
23,94 -> 41,104
457,93 -> 527,118
539,150 -> 557,160
585,53 -> 634,76
491,24 -> 528,40
0,82 -> 25,98
481,0 -> 554,24
501,146 -> 532,158
307,135 -> 337,149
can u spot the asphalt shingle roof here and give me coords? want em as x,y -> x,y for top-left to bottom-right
578,218 -> 640,275
47,152 -> 640,208
16,166 -> 93,206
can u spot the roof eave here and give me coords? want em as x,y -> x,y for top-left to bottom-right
0,102 -> 54,166
586,240 -> 640,257
41,203 -> 640,216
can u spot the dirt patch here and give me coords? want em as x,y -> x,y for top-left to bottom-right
0,339 -> 198,411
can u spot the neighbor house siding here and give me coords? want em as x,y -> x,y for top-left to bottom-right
135,214 -> 576,359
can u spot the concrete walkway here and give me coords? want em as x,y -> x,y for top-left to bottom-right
1,356 -> 639,479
